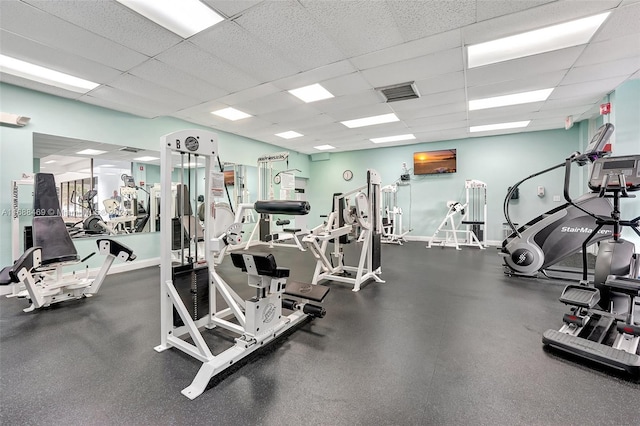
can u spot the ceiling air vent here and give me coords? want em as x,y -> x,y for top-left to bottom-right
376,82 -> 420,103
119,146 -> 141,153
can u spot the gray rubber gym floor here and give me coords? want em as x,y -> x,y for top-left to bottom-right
1,242 -> 639,425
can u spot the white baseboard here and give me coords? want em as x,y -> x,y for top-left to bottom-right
404,235 -> 500,247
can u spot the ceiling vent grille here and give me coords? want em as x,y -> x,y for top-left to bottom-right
119,146 -> 141,153
376,82 -> 420,103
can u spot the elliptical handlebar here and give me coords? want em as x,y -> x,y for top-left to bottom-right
503,124 -> 615,240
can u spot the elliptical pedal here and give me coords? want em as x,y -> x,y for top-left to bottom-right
559,285 -> 600,308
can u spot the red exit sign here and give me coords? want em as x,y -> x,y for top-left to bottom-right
600,102 -> 611,115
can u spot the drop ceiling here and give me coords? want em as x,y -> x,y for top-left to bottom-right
1,0 -> 639,154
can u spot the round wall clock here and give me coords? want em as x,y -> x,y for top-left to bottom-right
343,170 -> 353,181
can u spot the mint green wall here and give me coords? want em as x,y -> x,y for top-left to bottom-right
0,82 -> 310,266
2,80 -> 638,266
609,79 -> 640,246
307,127 -> 584,242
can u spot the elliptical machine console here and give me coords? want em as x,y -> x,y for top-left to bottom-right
501,123 -> 615,277
542,153 -> 640,375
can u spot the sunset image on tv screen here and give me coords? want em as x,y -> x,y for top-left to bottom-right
413,149 -> 457,175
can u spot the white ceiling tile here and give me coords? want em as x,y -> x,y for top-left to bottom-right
593,2 -> 640,41
410,119 -> 469,135
0,30 -> 122,83
526,119 -> 566,131
414,129 -> 470,143
260,105 -> 324,124
22,0 -> 182,56
107,74 -> 201,110
463,0 -> 619,45
542,95 -> 603,111
360,48 -> 463,88
174,100 -> 232,120
0,1 -> 148,71
551,75 -> 630,98
466,46 -> 585,87
271,60 -> 356,91
235,0 -> 346,70
80,86 -> 175,117
321,73 -> 374,97
300,0 -> 403,57
468,102 -> 545,123
128,59 -> 228,102
413,71 -> 465,96
312,91 -> 383,115
466,71 -> 567,98
574,34 -> 640,67
190,21 -> 301,83
349,29 -> 462,70
392,99 -> 467,121
281,115 -> 337,132
79,95 -> 161,119
325,103 -> 397,122
234,91 -> 301,116
387,0 -> 476,42
203,0 -> 263,18
217,83 -> 280,105
530,104 -> 594,120
406,113 -> 468,131
475,0 -> 557,22
562,57 -> 640,85
155,42 -> 259,93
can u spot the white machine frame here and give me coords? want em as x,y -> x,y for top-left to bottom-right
427,179 -> 487,250
303,170 -> 385,292
381,183 -> 411,245
4,240 -> 135,312
154,130 -> 326,399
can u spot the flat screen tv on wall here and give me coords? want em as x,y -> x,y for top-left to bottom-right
413,149 -> 457,175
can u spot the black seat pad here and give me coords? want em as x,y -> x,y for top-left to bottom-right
33,216 -> 79,265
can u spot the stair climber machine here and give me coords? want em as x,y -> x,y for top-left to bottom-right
502,123 -> 615,278
154,130 -> 329,399
542,153 -> 640,375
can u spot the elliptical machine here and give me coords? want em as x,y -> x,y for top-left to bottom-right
68,189 -> 113,236
502,124 -> 615,277
542,153 -> 640,375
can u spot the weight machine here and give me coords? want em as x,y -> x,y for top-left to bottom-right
1,173 -> 136,312
241,152 -> 307,251
303,170 -> 385,292
381,183 -> 411,245
427,179 -> 487,250
154,130 -> 329,399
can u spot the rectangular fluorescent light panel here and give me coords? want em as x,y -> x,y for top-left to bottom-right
211,107 -> 252,121
44,160 -> 57,164
288,84 -> 334,103
341,113 -> 399,129
314,145 -> 335,151
469,88 -> 553,111
116,0 -> 224,38
470,121 -> 531,133
133,156 -> 159,162
468,12 -> 610,68
76,149 -> 107,155
275,131 -> 303,139
371,134 -> 416,143
0,54 -> 99,93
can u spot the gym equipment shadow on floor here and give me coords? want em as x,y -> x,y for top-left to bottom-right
1,242 -> 639,425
